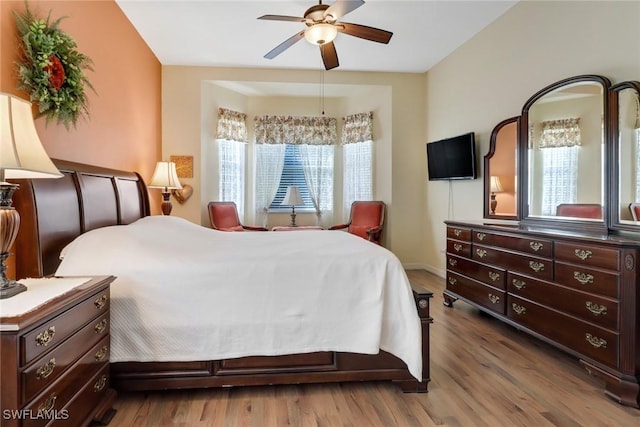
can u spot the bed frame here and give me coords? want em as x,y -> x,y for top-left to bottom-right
12,159 -> 432,393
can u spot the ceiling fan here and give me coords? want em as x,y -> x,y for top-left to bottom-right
258,0 -> 393,70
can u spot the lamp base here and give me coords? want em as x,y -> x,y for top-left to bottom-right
0,183 -> 24,299
160,192 -> 173,215
289,207 -> 297,227
0,278 -> 27,299
490,193 -> 497,215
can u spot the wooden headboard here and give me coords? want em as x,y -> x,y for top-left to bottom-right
12,159 -> 150,279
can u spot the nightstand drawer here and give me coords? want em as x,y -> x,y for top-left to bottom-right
60,365 -> 111,427
21,288 -> 110,366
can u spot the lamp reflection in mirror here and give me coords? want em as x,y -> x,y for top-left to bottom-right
148,161 -> 182,215
0,93 -> 63,298
282,186 -> 303,226
490,176 -> 504,215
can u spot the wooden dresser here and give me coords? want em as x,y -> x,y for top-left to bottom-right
0,276 -> 117,426
443,221 -> 640,408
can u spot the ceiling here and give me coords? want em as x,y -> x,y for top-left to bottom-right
115,0 -> 518,74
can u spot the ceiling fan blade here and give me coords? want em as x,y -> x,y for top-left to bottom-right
337,22 -> 393,44
258,14 -> 305,22
264,31 -> 305,59
324,0 -> 365,20
320,42 -> 339,70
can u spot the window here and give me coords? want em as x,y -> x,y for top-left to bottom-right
541,146 -> 578,216
342,112 -> 374,220
216,108 -> 248,219
270,145 -> 315,210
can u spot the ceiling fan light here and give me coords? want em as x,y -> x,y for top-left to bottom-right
304,23 -> 337,46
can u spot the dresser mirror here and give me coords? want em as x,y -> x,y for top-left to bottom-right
484,117 -> 519,220
520,75 -> 610,231
611,81 -> 640,231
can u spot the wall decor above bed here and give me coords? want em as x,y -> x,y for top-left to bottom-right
13,3 -> 94,130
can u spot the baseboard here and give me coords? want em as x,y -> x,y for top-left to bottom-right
402,263 -> 445,278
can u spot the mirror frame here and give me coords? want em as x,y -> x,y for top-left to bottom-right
519,74 -> 611,233
610,80 -> 640,232
484,116 -> 520,220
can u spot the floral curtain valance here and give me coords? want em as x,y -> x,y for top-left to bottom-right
341,112 -> 373,144
216,108 -> 248,142
254,115 -> 337,145
538,118 -> 581,148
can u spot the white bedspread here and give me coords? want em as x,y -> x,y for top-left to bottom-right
55,216 -> 422,380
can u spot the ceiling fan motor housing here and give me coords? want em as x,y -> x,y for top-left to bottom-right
304,4 -> 333,24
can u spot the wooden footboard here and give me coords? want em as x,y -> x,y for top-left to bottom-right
111,285 -> 433,392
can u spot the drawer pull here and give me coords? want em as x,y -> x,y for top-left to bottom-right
529,241 -> 544,252
94,294 -> 108,310
512,279 -> 526,290
488,294 -> 500,304
488,272 -> 501,282
476,232 -> 486,241
574,272 -> 594,285
95,346 -> 109,361
35,326 -> 56,347
94,375 -> 107,392
574,249 -> 593,261
585,301 -> 608,316
453,243 -> 463,252
476,249 -> 487,258
448,258 -> 458,267
512,303 -> 526,315
36,358 -> 56,380
529,261 -> 545,273
585,333 -> 607,349
448,277 -> 457,286
38,393 -> 57,412
94,319 -> 108,334
453,229 -> 462,237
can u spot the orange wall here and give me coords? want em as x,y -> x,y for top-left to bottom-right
1,0 -> 161,200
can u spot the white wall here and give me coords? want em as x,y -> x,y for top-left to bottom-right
423,0 -> 640,275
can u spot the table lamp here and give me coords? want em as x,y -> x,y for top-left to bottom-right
490,175 -> 504,215
281,186 -> 303,226
0,93 -> 63,299
148,161 -> 182,215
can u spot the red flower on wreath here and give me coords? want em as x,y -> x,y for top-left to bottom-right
43,55 -> 65,90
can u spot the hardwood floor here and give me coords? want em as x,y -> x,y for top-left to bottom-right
108,270 -> 639,426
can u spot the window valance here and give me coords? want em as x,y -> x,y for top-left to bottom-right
216,108 -> 248,142
341,112 -> 373,144
539,118 -> 581,148
254,115 -> 337,145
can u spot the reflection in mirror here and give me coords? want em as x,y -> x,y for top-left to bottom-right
484,117 -> 518,219
526,80 -> 605,222
615,83 -> 640,225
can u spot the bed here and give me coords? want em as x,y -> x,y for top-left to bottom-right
12,159 -> 432,393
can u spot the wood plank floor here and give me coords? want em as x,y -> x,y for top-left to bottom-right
107,269 -> 639,426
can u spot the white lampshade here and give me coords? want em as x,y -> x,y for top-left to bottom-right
490,176 -> 504,193
148,161 -> 182,190
0,93 -> 62,181
304,23 -> 338,46
282,186 -> 303,206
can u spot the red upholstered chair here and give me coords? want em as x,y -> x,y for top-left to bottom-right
555,203 -> 603,219
207,202 -> 268,231
329,201 -> 385,245
630,203 -> 640,221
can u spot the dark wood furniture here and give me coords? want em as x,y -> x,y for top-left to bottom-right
444,221 -> 640,408
11,159 -> 432,393
0,276 -> 116,426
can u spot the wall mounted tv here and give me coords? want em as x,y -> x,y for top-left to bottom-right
426,132 -> 477,181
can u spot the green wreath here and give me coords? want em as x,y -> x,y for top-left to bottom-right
13,4 -> 94,130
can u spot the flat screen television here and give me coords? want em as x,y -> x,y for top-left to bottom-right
426,132 -> 477,181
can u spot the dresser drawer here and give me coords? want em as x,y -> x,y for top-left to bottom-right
22,328 -> 110,406
555,241 -> 619,270
447,226 -> 471,241
508,295 -> 618,367
473,244 -> 552,280
472,231 -> 552,257
446,271 -> 505,314
447,239 -> 471,257
447,255 -> 506,289
507,273 -> 619,331
60,365 -> 111,427
554,262 -> 619,299
21,288 -> 110,366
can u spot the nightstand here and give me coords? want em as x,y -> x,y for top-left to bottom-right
0,276 -> 117,427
